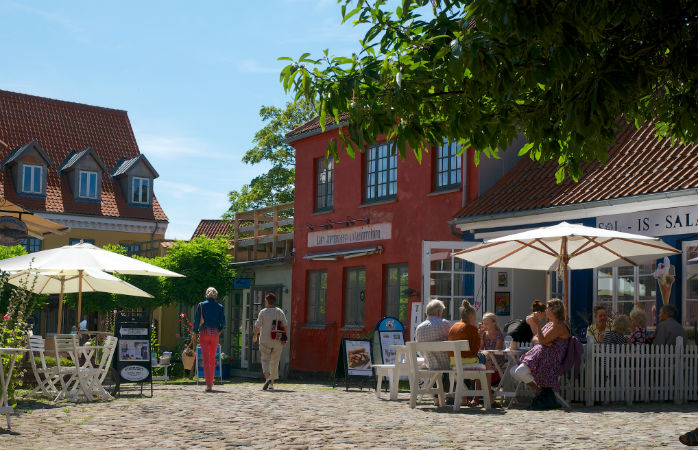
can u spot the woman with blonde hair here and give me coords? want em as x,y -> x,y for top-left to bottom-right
603,314 -> 630,345
193,287 -> 226,392
629,306 -> 648,345
510,298 -> 570,409
480,312 -> 504,385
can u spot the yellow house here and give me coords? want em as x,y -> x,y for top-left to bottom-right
0,89 -> 169,334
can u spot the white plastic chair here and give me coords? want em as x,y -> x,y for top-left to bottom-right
26,335 -> 60,398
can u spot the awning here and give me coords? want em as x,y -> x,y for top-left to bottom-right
304,245 -> 383,261
0,199 -> 69,239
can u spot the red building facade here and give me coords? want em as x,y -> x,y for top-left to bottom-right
287,118 -> 478,374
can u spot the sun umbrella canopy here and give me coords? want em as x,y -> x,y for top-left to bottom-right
0,242 -> 183,277
7,269 -> 153,298
453,222 -> 680,271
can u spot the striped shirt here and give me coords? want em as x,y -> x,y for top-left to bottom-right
603,330 -> 628,345
415,316 -> 452,370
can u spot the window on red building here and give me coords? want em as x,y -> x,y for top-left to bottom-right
365,142 -> 397,202
344,267 -> 366,326
385,263 -> 408,324
435,141 -> 462,191
315,156 -> 334,212
307,270 -> 327,324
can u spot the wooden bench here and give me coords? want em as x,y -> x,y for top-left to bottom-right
373,345 -> 409,400
406,340 -> 493,411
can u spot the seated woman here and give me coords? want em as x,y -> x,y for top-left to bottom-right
628,306 -> 648,345
510,298 -> 570,410
508,299 -> 547,348
480,312 -> 504,384
448,300 -> 494,407
586,304 -> 609,343
603,314 -> 630,345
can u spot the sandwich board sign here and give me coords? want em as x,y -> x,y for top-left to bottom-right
114,311 -> 152,385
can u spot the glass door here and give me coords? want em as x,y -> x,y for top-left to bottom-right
246,286 -> 283,370
683,240 -> 698,328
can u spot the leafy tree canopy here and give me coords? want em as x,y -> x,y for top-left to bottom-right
280,0 -> 698,181
225,99 -> 318,216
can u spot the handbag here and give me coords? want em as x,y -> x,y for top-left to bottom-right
270,308 -> 288,343
181,304 -> 203,371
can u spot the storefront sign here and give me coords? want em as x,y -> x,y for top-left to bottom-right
0,217 -> 27,246
375,317 -> 405,365
596,205 -> 698,237
308,223 -> 391,247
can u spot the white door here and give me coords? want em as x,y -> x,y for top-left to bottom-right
421,241 -> 483,322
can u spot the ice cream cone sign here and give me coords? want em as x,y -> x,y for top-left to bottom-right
653,257 -> 675,306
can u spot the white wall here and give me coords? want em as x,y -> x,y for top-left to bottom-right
486,268 -> 546,330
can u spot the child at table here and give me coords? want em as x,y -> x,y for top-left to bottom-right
480,313 -> 505,384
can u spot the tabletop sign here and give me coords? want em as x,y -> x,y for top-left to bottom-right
375,317 -> 405,365
0,216 -> 27,246
332,338 -> 374,391
114,311 -> 151,384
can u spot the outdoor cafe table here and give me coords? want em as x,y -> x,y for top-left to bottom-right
0,347 -> 28,430
481,348 -> 525,406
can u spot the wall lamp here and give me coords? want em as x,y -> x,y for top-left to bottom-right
403,288 -> 420,298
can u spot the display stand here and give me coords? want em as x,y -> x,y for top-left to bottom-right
331,338 -> 374,391
113,311 -> 153,397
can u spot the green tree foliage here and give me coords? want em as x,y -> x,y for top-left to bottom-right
225,99 -> 317,216
160,236 -> 233,306
280,0 -> 698,181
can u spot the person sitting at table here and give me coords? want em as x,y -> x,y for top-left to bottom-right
653,304 -> 687,346
415,299 -> 452,406
479,312 -> 504,384
628,307 -> 648,345
448,300 -> 495,407
508,299 -> 547,348
603,314 -> 630,345
586,304 -> 609,343
510,298 -> 570,410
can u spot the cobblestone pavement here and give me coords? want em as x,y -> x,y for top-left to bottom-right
2,380 -> 696,449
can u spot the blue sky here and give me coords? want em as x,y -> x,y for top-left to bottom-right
0,0 -> 367,239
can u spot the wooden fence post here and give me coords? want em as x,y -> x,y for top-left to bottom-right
675,337 -> 684,405
585,339 -> 594,407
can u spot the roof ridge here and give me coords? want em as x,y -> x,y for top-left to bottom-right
0,89 -> 128,115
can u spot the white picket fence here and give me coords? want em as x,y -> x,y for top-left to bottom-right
558,337 -> 698,405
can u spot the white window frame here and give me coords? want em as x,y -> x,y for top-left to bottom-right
682,240 -> 698,328
22,164 -> 42,194
78,170 -> 99,199
132,177 -> 150,204
593,264 -> 658,328
422,241 -> 483,322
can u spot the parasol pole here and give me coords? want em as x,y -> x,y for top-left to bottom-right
57,277 -> 65,334
562,236 -> 570,323
77,269 -> 84,330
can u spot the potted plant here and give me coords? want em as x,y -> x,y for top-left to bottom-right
221,353 -> 234,380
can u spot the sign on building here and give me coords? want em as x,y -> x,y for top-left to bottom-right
596,204 -> 698,237
308,223 -> 391,247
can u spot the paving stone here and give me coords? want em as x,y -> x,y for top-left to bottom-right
1,382 -> 695,449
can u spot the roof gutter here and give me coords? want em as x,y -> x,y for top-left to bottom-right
450,189 -> 698,231
283,121 -> 348,145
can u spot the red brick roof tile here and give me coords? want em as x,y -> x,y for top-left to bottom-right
454,123 -> 698,220
191,219 -> 230,240
0,90 -> 167,221
285,112 -> 349,141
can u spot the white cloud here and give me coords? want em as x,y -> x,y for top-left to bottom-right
157,180 -> 229,204
138,134 -> 237,161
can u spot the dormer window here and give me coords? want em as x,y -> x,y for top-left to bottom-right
22,164 -> 43,194
79,170 -> 99,199
132,177 -> 150,204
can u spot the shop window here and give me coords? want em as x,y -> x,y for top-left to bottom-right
315,156 -> 334,212
384,263 -> 408,325
22,237 -> 41,253
426,246 -> 476,320
365,142 -> 397,202
434,141 -> 462,191
594,263 -> 658,328
22,164 -> 43,194
307,270 -> 327,324
683,241 -> 698,327
344,267 -> 366,326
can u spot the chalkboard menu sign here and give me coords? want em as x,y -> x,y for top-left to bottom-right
114,311 -> 151,384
